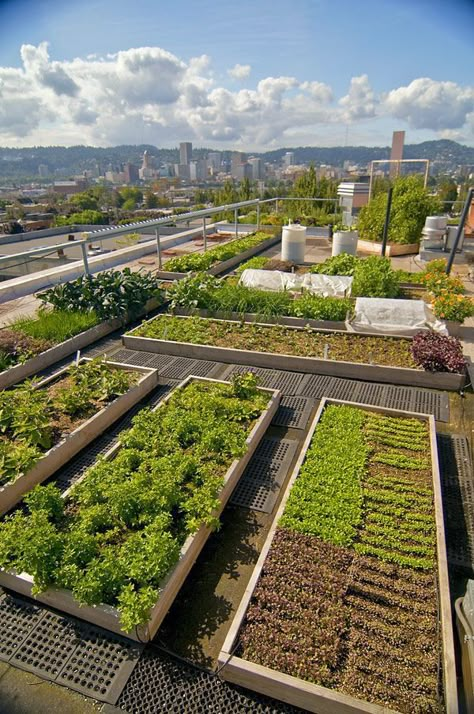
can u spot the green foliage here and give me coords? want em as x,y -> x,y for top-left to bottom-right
38,268 -> 163,320
55,210 -> 106,226
291,294 -> 352,321
357,176 -> 443,244
235,257 -> 269,274
11,310 -> 99,344
0,379 -> 269,630
69,191 -> 99,211
0,359 -> 133,483
351,256 -> 400,298
280,405 -> 367,546
309,253 -> 358,276
164,232 -> 273,272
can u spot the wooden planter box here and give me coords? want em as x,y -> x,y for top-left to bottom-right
357,239 -> 419,256
0,358 -> 159,516
218,397 -> 458,714
0,376 -> 280,641
0,297 -> 161,390
154,234 -> 281,281
124,315 -> 466,391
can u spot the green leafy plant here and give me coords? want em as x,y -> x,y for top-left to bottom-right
11,310 -> 99,345
164,232 -> 273,272
309,253 -> 358,276
0,379 -> 270,630
235,256 -> 270,274
38,269 -> 163,320
291,294 -> 352,321
351,256 -> 400,298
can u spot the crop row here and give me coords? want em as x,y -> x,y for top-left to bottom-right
0,375 -> 269,631
238,405 -> 439,712
0,358 -> 134,485
164,231 -> 273,272
133,315 -> 417,368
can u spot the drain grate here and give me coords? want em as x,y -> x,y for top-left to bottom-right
297,375 -> 449,422
230,437 -> 299,513
117,645 -> 303,714
271,395 -> 315,430
160,357 -> 217,380
221,365 -> 305,395
437,433 -> 474,572
0,590 -> 143,705
109,349 -> 160,367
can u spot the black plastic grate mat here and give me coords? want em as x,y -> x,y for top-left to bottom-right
109,348 -> 165,367
0,590 -> 143,705
117,646 -> 303,714
271,395 -> 316,430
230,437 -> 299,513
159,357 -> 218,380
437,433 -> 474,572
297,374 -> 449,421
84,337 -> 122,357
221,365 -> 305,395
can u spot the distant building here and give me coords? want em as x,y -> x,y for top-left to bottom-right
190,159 -> 208,181
283,151 -> 295,167
390,131 -> 405,178
53,179 -> 88,195
124,162 -> 139,184
207,152 -> 221,173
248,157 -> 264,180
177,164 -> 191,181
231,152 -> 247,179
180,142 -> 193,165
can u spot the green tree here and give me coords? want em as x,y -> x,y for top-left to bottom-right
55,210 -> 106,226
437,178 -> 458,212
119,187 -> 143,209
69,192 -> 99,211
357,176 -> 443,245
144,192 -> 159,209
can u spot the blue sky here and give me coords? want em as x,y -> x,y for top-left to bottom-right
0,0 -> 473,148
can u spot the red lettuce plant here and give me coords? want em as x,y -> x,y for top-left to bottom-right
411,331 -> 466,374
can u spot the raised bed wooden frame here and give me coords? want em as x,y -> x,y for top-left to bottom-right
0,297 -> 161,390
152,232 -> 281,281
357,238 -> 420,256
124,314 -> 466,391
0,357 -> 159,516
0,376 -> 281,642
218,397 -> 458,714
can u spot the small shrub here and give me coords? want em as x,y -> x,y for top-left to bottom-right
291,294 -> 352,321
411,331 -> 466,373
352,256 -> 400,298
431,293 -> 474,323
309,253 -> 358,276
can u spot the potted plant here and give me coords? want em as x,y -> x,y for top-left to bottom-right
331,223 -> 358,257
432,292 -> 474,335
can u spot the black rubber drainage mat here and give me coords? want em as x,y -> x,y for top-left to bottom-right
116,645 -> 303,714
108,348 -> 225,381
0,589 -> 143,705
297,373 -> 449,422
230,437 -> 300,513
271,395 -> 315,430
437,433 -> 474,573
220,364 -> 306,395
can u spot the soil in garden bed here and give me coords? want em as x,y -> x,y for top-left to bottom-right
134,315 -> 417,368
237,407 -> 443,713
0,328 -> 52,370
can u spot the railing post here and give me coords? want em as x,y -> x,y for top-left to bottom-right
234,209 -> 238,240
257,201 -> 261,230
203,216 -> 207,252
80,242 -> 90,275
155,227 -> 162,269
446,187 -> 473,274
381,187 -> 393,257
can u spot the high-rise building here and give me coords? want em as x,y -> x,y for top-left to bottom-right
207,152 -> 221,173
124,162 -> 139,184
390,131 -> 405,177
180,142 -> 192,165
231,152 -> 247,179
283,151 -> 295,167
248,158 -> 264,180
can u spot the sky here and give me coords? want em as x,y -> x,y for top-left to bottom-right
0,0 -> 473,150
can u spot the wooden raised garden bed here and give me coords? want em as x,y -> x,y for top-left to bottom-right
153,232 -> 280,281
218,397 -> 458,714
124,314 -> 466,391
357,239 -> 420,256
0,297 -> 161,390
0,358 -> 158,516
0,376 -> 280,641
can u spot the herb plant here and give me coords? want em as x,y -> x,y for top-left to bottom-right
411,331 -> 466,373
164,232 -> 272,272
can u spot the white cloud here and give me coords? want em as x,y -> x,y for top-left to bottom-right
228,63 -> 251,80
0,43 -> 472,148
384,78 -> 474,131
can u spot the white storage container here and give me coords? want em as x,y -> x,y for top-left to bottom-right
332,230 -> 358,257
281,224 -> 307,263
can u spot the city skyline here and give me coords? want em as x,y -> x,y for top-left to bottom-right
0,0 -> 473,149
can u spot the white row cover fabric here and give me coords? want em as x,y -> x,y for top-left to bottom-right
238,269 -> 353,297
349,297 -> 446,336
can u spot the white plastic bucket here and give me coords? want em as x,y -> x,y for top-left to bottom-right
425,216 -> 448,231
332,231 -> 358,257
281,224 -> 307,263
